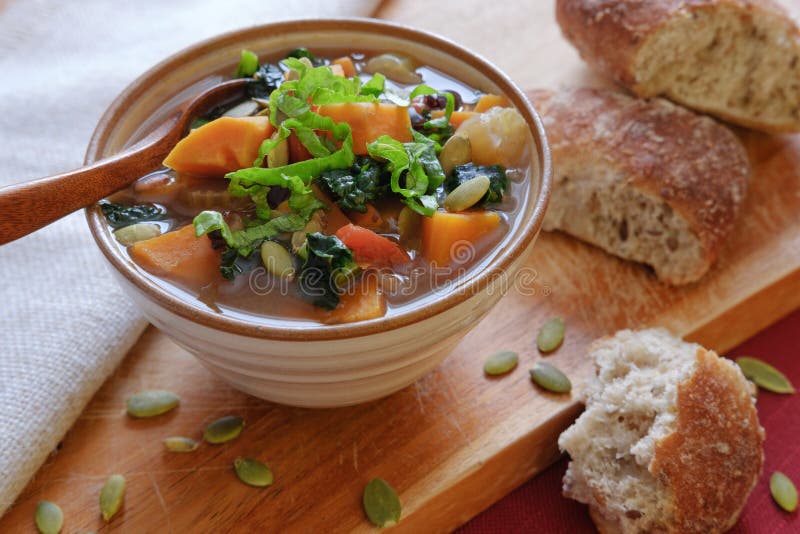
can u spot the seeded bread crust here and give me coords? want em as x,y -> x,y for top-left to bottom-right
529,88 -> 750,285
556,0 -> 800,133
559,329 -> 764,534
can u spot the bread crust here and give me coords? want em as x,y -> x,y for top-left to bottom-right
529,88 -> 750,284
556,0 -> 800,133
651,348 -> 764,533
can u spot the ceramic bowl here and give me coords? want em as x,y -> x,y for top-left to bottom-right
85,18 -> 551,407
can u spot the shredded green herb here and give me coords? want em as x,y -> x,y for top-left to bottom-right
298,232 -> 360,310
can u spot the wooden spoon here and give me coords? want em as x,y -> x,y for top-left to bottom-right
0,78 -> 250,246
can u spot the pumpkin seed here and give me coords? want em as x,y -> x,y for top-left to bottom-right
292,210 -> 324,251
537,317 -> 565,353
113,223 -> 161,246
736,357 -> 795,394
484,350 -> 519,376
439,135 -> 472,176
770,471 -> 798,512
222,100 -> 259,118
99,474 -> 126,522
444,175 -> 490,212
126,390 -> 180,418
530,362 -> 571,393
363,478 -> 402,528
204,415 -> 245,444
234,458 -> 274,487
397,206 -> 422,251
261,240 -> 295,280
266,133 -> 289,168
163,436 -> 199,453
286,57 -> 314,80
364,53 -> 422,85
35,500 -> 63,534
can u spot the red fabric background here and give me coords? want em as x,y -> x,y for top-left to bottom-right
460,308 -> 800,533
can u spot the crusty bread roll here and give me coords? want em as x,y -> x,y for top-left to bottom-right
558,329 -> 764,534
556,0 -> 800,133
529,88 -> 750,285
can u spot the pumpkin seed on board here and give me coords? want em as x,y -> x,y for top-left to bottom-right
163,436 -> 199,453
735,357 -> 795,394
204,415 -> 245,444
443,175 -> 491,212
126,390 -> 180,418
35,500 -> 63,534
770,471 -> 798,512
234,458 -> 274,487
99,474 -> 126,522
537,317 -> 565,353
484,350 -> 519,376
363,478 -> 402,528
530,362 -> 572,393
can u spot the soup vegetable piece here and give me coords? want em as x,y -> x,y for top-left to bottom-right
102,48 -> 531,324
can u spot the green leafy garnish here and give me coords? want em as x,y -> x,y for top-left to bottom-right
319,157 -> 390,213
194,211 -> 306,257
444,163 -> 508,205
409,84 -> 456,144
235,49 -> 259,78
298,232 -> 360,310
360,73 -> 385,97
366,131 -> 445,216
100,201 -> 164,229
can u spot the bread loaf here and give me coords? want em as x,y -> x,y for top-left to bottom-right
556,0 -> 800,133
558,329 -> 764,534
529,88 -> 750,285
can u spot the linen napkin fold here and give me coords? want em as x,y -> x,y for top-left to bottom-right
0,0 -> 378,515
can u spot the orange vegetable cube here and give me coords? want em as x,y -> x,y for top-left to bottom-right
130,225 -> 221,288
323,276 -> 386,324
331,56 -> 357,78
317,103 -> 412,155
421,210 -> 501,267
163,116 -> 274,177
474,94 -> 511,113
430,110 -> 479,129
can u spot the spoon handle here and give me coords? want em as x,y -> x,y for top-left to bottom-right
0,131 -> 168,246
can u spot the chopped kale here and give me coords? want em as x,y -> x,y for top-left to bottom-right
444,163 -> 508,205
248,63 -> 284,99
298,233 -> 360,310
220,246 -> 244,280
99,201 -> 165,229
319,157 -> 390,213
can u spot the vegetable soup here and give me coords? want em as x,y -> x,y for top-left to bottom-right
101,47 -> 534,325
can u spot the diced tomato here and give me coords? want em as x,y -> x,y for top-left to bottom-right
335,224 -> 411,268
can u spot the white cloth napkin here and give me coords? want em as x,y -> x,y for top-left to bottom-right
0,0 -> 378,515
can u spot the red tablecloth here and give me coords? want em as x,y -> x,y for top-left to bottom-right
461,308 -> 800,533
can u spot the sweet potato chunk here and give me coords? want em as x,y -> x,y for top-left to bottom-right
421,210 -> 501,266
323,276 -> 386,324
163,116 -> 274,176
474,94 -> 511,112
130,225 -> 220,288
317,103 -> 412,155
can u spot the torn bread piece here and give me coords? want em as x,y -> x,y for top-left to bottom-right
530,88 -> 750,285
556,0 -> 800,133
559,328 -> 764,534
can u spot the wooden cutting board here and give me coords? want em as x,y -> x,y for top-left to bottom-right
4,1 -> 800,532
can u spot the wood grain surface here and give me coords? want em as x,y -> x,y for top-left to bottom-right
3,0 -> 800,532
